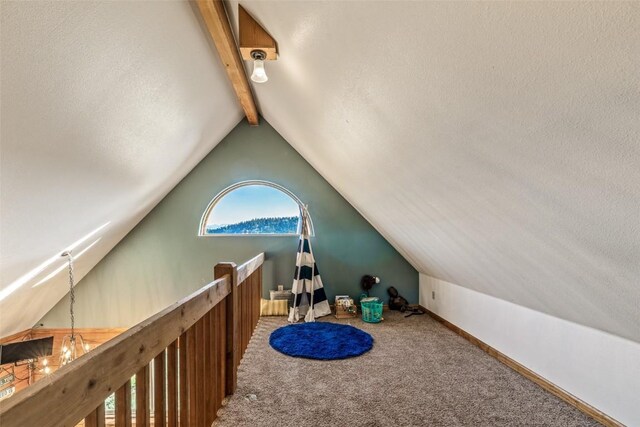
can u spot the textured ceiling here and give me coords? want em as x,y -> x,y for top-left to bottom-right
0,1 -> 242,336
226,1 -> 640,342
2,1 -> 639,344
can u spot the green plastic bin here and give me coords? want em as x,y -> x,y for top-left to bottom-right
361,300 -> 383,323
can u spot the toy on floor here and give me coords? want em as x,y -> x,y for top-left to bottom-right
387,286 -> 424,317
360,274 -> 381,296
335,295 -> 357,319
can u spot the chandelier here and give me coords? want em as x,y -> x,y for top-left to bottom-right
58,251 -> 89,366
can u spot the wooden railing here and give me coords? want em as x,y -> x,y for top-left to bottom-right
0,253 -> 264,427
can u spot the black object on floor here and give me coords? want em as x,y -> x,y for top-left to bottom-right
388,286 -> 423,317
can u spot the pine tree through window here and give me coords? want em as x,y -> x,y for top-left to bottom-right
199,181 -> 311,236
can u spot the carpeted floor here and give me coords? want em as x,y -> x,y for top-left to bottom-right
213,312 -> 600,427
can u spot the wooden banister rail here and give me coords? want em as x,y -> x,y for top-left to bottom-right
0,253 -> 265,427
236,252 -> 264,285
235,253 -> 263,360
214,252 -> 264,395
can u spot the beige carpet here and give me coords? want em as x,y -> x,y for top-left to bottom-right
213,312 -> 600,427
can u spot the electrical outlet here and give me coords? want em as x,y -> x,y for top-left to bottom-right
432,291 -> 436,300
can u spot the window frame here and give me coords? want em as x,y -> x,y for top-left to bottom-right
198,180 -> 314,237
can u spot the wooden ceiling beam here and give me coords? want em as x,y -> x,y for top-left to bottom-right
196,0 -> 259,126
239,5 -> 278,61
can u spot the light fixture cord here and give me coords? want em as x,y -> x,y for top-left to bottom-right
66,253 -> 75,340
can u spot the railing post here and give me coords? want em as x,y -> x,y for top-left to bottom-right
214,262 -> 238,395
153,351 -> 165,427
84,403 -> 105,427
135,365 -> 150,427
115,379 -> 132,427
178,332 -> 188,427
166,341 -> 178,426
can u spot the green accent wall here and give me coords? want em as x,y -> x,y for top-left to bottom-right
40,119 -> 418,328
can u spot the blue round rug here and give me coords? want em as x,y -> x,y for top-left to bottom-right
269,322 -> 373,360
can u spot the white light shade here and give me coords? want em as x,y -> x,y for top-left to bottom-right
251,59 -> 268,83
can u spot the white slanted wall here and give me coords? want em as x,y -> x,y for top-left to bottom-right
420,274 -> 640,426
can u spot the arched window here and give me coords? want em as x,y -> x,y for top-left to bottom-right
199,181 -> 312,236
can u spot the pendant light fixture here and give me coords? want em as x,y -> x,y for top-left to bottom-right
250,50 -> 268,83
58,251 -> 89,366
239,6 -> 277,84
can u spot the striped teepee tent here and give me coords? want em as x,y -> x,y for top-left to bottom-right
288,206 -> 331,322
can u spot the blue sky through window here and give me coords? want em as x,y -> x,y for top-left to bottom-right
205,185 -> 300,232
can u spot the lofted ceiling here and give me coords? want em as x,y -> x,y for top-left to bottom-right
224,1 -> 640,342
1,1 -> 639,343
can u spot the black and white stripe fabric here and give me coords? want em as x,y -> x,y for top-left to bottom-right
288,207 -> 331,322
